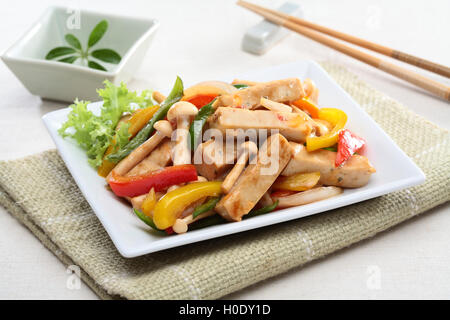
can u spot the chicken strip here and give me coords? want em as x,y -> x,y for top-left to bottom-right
208,107 -> 314,143
217,78 -> 305,109
215,134 -> 293,221
282,142 -> 376,188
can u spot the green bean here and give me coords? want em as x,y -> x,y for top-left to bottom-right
107,76 -> 184,162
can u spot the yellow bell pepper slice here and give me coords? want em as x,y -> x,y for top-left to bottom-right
153,181 -> 223,230
141,188 -> 157,217
97,105 -> 159,177
306,108 -> 347,151
272,172 -> 321,191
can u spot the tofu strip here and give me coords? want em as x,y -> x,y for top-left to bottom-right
208,107 -> 315,143
218,78 -> 305,109
215,134 -> 293,221
194,139 -> 236,180
282,142 -> 376,188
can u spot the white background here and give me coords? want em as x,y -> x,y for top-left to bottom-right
0,0 -> 449,299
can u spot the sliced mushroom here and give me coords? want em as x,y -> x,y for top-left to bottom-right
172,210 -> 216,234
221,141 -> 258,194
109,120 -> 173,178
152,91 -> 166,104
126,139 -> 173,176
167,101 -> 199,165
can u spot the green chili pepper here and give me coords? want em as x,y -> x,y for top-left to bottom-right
189,98 -> 216,151
322,146 -> 338,152
133,209 -> 165,234
322,145 -> 359,154
192,196 -> 221,219
233,84 -> 249,89
189,214 -> 226,230
107,76 -> 184,163
245,200 -> 279,219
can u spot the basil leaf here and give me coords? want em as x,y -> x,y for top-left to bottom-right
58,56 -> 79,64
91,49 -> 122,64
88,60 -> 107,71
189,98 -> 216,151
192,197 -> 221,219
245,200 -> 279,218
233,84 -> 249,89
88,20 -> 108,48
45,47 -> 77,60
65,34 -> 82,50
133,209 -> 165,234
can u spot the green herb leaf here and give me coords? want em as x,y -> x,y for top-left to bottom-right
58,99 -> 109,168
189,98 -> 216,151
107,76 -> 184,163
65,34 -> 82,50
245,200 -> 279,218
233,84 -> 249,89
88,60 -> 107,71
91,49 -> 121,64
192,197 -> 221,219
133,209 -> 165,233
45,47 -> 77,60
58,81 -> 148,168
115,123 -> 132,150
88,20 -> 108,48
97,81 -> 145,129
58,56 -> 79,64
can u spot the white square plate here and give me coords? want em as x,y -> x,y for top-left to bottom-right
42,60 -> 425,258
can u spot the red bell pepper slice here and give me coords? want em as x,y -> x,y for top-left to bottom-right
165,227 -> 175,235
335,129 -> 366,167
185,94 -> 217,109
108,164 -> 198,197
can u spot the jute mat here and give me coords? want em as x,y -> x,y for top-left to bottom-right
0,62 -> 449,299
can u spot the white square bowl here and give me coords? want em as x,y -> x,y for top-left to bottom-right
1,6 -> 159,102
42,60 -> 425,258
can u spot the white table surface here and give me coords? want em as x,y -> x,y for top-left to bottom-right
0,0 -> 449,300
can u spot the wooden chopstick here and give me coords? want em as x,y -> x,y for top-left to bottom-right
239,0 -> 450,79
237,0 -> 450,101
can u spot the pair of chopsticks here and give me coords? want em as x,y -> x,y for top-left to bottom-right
237,0 -> 450,101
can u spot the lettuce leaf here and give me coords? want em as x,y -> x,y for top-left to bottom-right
58,81 -> 154,168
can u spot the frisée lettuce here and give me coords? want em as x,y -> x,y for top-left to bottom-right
58,81 -> 154,168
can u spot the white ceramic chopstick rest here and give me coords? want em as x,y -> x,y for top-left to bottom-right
241,2 -> 303,55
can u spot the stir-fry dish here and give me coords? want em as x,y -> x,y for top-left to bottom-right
59,77 -> 375,235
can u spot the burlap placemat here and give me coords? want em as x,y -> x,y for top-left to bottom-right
0,62 -> 449,299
